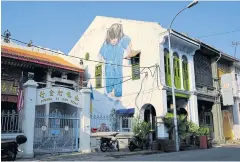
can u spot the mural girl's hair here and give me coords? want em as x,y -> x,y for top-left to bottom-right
106,23 -> 124,44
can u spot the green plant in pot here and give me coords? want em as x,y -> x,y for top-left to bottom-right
162,113 -> 174,139
132,117 -> 151,148
163,112 -> 189,140
197,125 -> 210,149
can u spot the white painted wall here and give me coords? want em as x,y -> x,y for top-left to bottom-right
69,16 -> 167,117
68,16 -> 199,137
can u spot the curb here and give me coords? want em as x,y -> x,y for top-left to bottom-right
106,150 -> 162,158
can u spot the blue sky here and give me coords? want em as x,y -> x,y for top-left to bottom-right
1,1 -> 240,58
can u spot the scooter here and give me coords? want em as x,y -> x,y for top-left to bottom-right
100,132 -> 120,152
1,135 -> 27,161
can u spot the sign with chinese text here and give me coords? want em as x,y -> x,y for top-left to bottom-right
1,80 -> 18,95
221,73 -> 234,106
36,87 -> 82,107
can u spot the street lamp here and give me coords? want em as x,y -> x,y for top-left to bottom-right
168,0 -> 198,152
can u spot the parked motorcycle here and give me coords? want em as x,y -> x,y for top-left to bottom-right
1,135 -> 27,161
128,130 -> 151,152
128,134 -> 144,151
100,132 -> 120,152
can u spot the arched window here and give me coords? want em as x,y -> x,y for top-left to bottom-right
164,49 -> 171,86
173,52 -> 181,89
182,55 -> 189,90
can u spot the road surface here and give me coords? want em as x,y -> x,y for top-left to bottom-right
113,145 -> 240,161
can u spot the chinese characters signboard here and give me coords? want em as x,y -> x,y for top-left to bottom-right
1,80 -> 18,95
36,87 -> 82,107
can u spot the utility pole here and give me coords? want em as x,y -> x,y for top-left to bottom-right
232,41 -> 240,58
168,0 -> 198,152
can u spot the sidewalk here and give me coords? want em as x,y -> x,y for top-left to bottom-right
17,150 -> 162,161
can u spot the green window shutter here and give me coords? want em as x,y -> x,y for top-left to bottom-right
131,54 -> 140,80
164,50 -> 172,87
95,64 -> 102,88
182,56 -> 189,91
174,56 -> 181,89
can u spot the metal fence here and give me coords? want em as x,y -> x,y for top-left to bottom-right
90,114 -> 134,132
1,110 -> 23,133
34,112 -> 79,153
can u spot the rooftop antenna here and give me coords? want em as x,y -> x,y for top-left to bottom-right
28,40 -> 33,47
232,41 -> 240,58
3,30 -> 11,43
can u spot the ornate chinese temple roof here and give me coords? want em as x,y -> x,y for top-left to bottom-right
1,40 -> 84,73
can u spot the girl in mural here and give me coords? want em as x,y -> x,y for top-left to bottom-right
99,23 -> 136,101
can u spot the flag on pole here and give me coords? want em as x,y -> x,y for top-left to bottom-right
90,83 -> 94,114
17,72 -> 24,112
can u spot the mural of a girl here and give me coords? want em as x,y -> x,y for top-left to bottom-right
98,23 -> 137,101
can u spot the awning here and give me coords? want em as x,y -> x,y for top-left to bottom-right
116,108 -> 135,115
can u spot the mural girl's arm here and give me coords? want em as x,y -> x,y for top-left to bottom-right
121,35 -> 140,59
98,41 -> 107,62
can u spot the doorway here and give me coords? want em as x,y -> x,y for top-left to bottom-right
141,104 -> 156,141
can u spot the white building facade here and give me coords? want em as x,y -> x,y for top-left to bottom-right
231,63 -> 240,140
68,16 -> 200,139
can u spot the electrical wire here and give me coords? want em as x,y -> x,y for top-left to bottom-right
38,67 -> 149,90
1,35 -> 155,69
135,73 -> 148,111
197,29 -> 240,39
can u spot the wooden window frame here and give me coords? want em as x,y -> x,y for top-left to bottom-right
95,64 -> 102,88
164,49 -> 171,86
182,55 -> 189,90
173,52 -> 181,89
131,54 -> 140,80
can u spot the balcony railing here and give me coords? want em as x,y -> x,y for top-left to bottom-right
1,110 -> 23,133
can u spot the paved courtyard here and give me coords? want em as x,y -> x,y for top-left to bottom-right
18,144 -> 240,161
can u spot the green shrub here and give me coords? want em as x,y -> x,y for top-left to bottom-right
162,112 -> 189,139
188,121 -> 199,136
197,126 -> 210,136
132,117 -> 151,140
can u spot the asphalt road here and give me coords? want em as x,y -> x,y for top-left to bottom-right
18,144 -> 240,161
113,145 -> 240,161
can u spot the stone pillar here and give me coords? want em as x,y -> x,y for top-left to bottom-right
45,70 -> 52,126
79,89 -> 91,153
233,99 -> 240,139
156,89 -> 168,139
211,58 -> 225,144
22,80 -> 38,158
233,99 -> 240,124
189,94 -> 199,125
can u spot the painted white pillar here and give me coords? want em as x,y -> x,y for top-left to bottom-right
156,89 -> 169,139
45,70 -> 52,126
233,99 -> 240,139
233,99 -> 240,124
22,80 -> 38,158
79,89 -> 91,153
189,94 -> 199,125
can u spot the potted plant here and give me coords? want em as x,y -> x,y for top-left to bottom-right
132,117 -> 151,149
187,121 -> 200,146
197,126 -> 210,149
